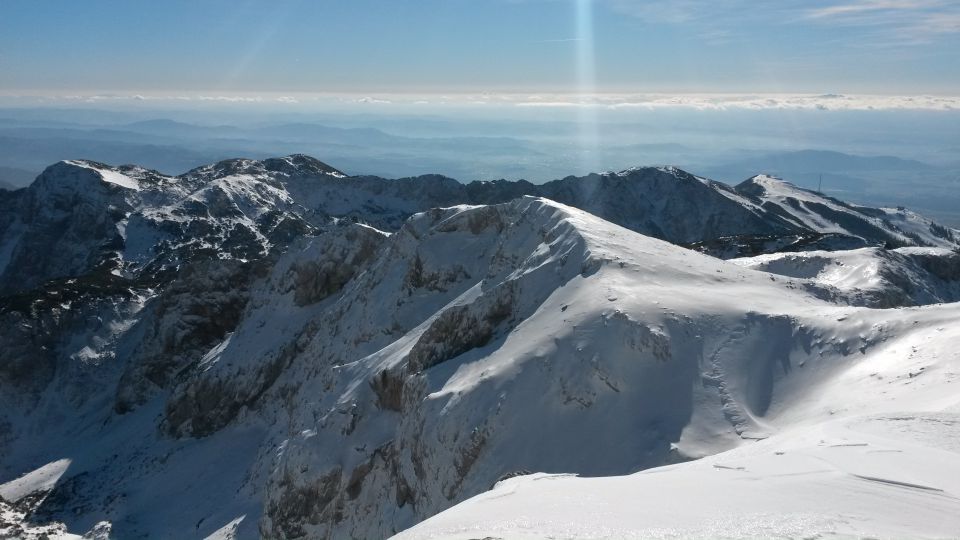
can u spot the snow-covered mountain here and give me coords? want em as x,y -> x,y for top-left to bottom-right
725,174 -> 958,253
1,155 -> 958,539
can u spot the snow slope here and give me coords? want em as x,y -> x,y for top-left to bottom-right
731,246 -> 960,307
397,412 -> 960,539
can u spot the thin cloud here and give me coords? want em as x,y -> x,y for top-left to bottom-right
802,0 -> 960,44
353,96 -> 392,104
602,0 -> 795,25
197,96 -> 262,102
512,93 -> 960,111
805,0 -> 941,19
597,0 -> 960,44
5,92 -> 958,111
533,37 -> 585,43
925,12 -> 960,33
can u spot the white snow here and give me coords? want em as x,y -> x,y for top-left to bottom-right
204,515 -> 246,540
396,412 -> 960,539
735,175 -> 960,249
65,160 -> 140,191
96,168 -> 140,190
0,458 -> 71,502
732,248 -> 884,288
731,246 -> 960,306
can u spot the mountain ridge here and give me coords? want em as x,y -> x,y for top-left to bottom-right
2,155 -> 955,297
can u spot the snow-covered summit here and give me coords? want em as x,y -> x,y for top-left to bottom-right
63,160 -> 142,191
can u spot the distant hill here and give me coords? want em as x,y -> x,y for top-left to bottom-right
741,149 -> 932,172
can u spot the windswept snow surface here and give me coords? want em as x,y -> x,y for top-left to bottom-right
731,246 -> 960,307
397,299 -> 960,539
396,412 -> 960,539
0,459 -> 71,503
65,160 -> 141,191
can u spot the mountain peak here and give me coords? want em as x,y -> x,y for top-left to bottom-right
261,154 -> 347,178
735,173 -> 806,198
31,159 -> 141,193
63,160 -> 141,191
610,165 -> 702,184
183,154 -> 346,181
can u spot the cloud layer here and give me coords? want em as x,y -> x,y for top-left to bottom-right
1,92 -> 958,111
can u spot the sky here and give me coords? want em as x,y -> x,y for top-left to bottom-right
1,0 -> 959,96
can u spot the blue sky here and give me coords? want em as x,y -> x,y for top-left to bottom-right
1,0 -> 959,95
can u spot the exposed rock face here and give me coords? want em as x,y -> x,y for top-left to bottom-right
114,259 -> 268,414
288,226 -> 385,307
161,223 -> 389,439
406,280 -> 516,374
0,162 -> 131,294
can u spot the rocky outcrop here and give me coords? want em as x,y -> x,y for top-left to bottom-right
0,162 -> 131,294
160,223 -> 388,438
407,281 -> 515,373
114,259 -> 268,414
288,226 -> 386,306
